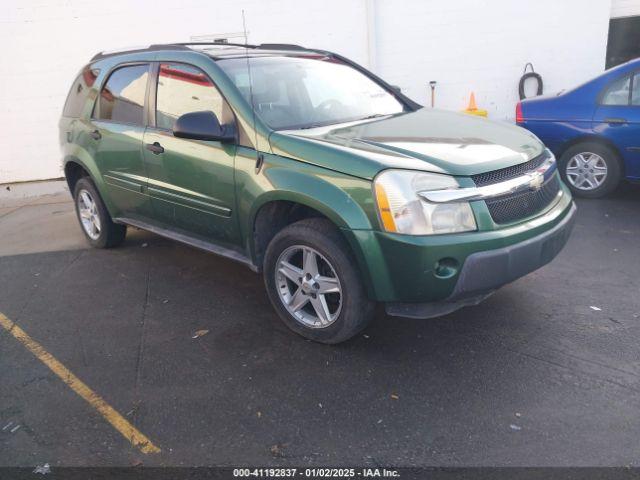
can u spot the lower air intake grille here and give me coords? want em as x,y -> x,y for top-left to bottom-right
484,175 -> 560,224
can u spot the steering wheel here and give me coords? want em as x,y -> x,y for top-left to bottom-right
316,99 -> 344,113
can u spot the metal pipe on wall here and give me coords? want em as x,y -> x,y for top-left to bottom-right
365,0 -> 377,72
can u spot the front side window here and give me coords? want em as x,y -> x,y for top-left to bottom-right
601,75 -> 631,106
95,64 -> 149,124
63,67 -> 99,117
156,63 -> 231,130
217,55 -> 404,130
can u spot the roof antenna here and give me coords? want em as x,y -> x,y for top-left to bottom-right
242,10 -> 264,174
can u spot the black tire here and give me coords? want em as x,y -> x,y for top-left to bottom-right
558,142 -> 622,198
263,218 -> 375,344
73,177 -> 126,248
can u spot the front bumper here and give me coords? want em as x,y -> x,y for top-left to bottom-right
386,202 -> 576,318
343,181 -> 575,314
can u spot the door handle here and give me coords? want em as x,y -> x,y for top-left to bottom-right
604,117 -> 627,125
254,153 -> 264,174
89,129 -> 102,140
145,141 -> 165,155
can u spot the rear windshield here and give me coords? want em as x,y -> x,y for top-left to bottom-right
63,67 -> 99,118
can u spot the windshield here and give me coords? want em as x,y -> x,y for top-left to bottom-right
217,55 -> 405,130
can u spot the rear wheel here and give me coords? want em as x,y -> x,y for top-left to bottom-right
263,218 -> 375,344
559,142 -> 621,198
73,177 -> 126,248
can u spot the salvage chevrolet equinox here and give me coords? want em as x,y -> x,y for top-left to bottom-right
60,43 -> 576,344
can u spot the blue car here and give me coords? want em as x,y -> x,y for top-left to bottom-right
517,58 -> 640,197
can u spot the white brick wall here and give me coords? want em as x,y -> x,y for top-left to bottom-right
611,0 -> 640,17
0,0 -> 612,183
373,0 -> 611,122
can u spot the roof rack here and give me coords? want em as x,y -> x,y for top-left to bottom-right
172,41 -> 259,49
173,42 -> 309,52
257,43 -> 307,50
91,42 -> 311,61
91,44 -> 188,61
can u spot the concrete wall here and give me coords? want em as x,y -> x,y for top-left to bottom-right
0,0 -> 612,183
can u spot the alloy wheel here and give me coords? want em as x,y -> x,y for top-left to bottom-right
77,189 -> 101,240
275,245 -> 342,328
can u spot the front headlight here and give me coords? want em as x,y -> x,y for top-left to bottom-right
374,170 -> 477,235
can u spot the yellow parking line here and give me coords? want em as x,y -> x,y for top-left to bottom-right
0,312 -> 160,454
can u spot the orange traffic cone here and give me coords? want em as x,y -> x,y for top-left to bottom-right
462,92 -> 487,117
467,92 -> 478,111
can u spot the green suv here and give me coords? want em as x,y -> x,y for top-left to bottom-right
60,42 -> 576,343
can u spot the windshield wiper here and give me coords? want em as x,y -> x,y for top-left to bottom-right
358,114 -> 390,120
291,114 -> 393,130
298,122 -> 329,130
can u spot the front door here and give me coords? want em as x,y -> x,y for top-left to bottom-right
142,62 -> 239,244
90,63 -> 151,218
592,70 -> 640,179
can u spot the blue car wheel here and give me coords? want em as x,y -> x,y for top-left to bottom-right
559,142 -> 622,198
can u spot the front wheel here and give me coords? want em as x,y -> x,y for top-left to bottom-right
263,218 -> 375,344
558,142 -> 621,198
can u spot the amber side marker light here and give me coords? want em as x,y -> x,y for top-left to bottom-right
375,183 -> 397,232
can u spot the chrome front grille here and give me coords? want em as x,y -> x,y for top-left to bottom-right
418,150 -> 561,225
484,175 -> 560,224
471,152 -> 560,224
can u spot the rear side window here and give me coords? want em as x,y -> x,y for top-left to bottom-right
632,75 -> 640,106
95,64 -> 149,124
601,75 -> 631,105
155,63 -> 232,130
63,67 -> 99,117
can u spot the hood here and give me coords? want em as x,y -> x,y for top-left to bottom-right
269,108 -> 545,179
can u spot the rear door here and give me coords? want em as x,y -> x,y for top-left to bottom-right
89,63 -> 152,217
592,71 -> 640,178
142,62 -> 239,244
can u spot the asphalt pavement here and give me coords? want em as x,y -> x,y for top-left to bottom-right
0,182 -> 639,467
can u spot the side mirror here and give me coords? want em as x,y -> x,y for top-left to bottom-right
390,85 -> 402,94
173,110 -> 235,143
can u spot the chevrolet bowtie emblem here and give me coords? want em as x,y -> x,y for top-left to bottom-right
528,171 -> 544,191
